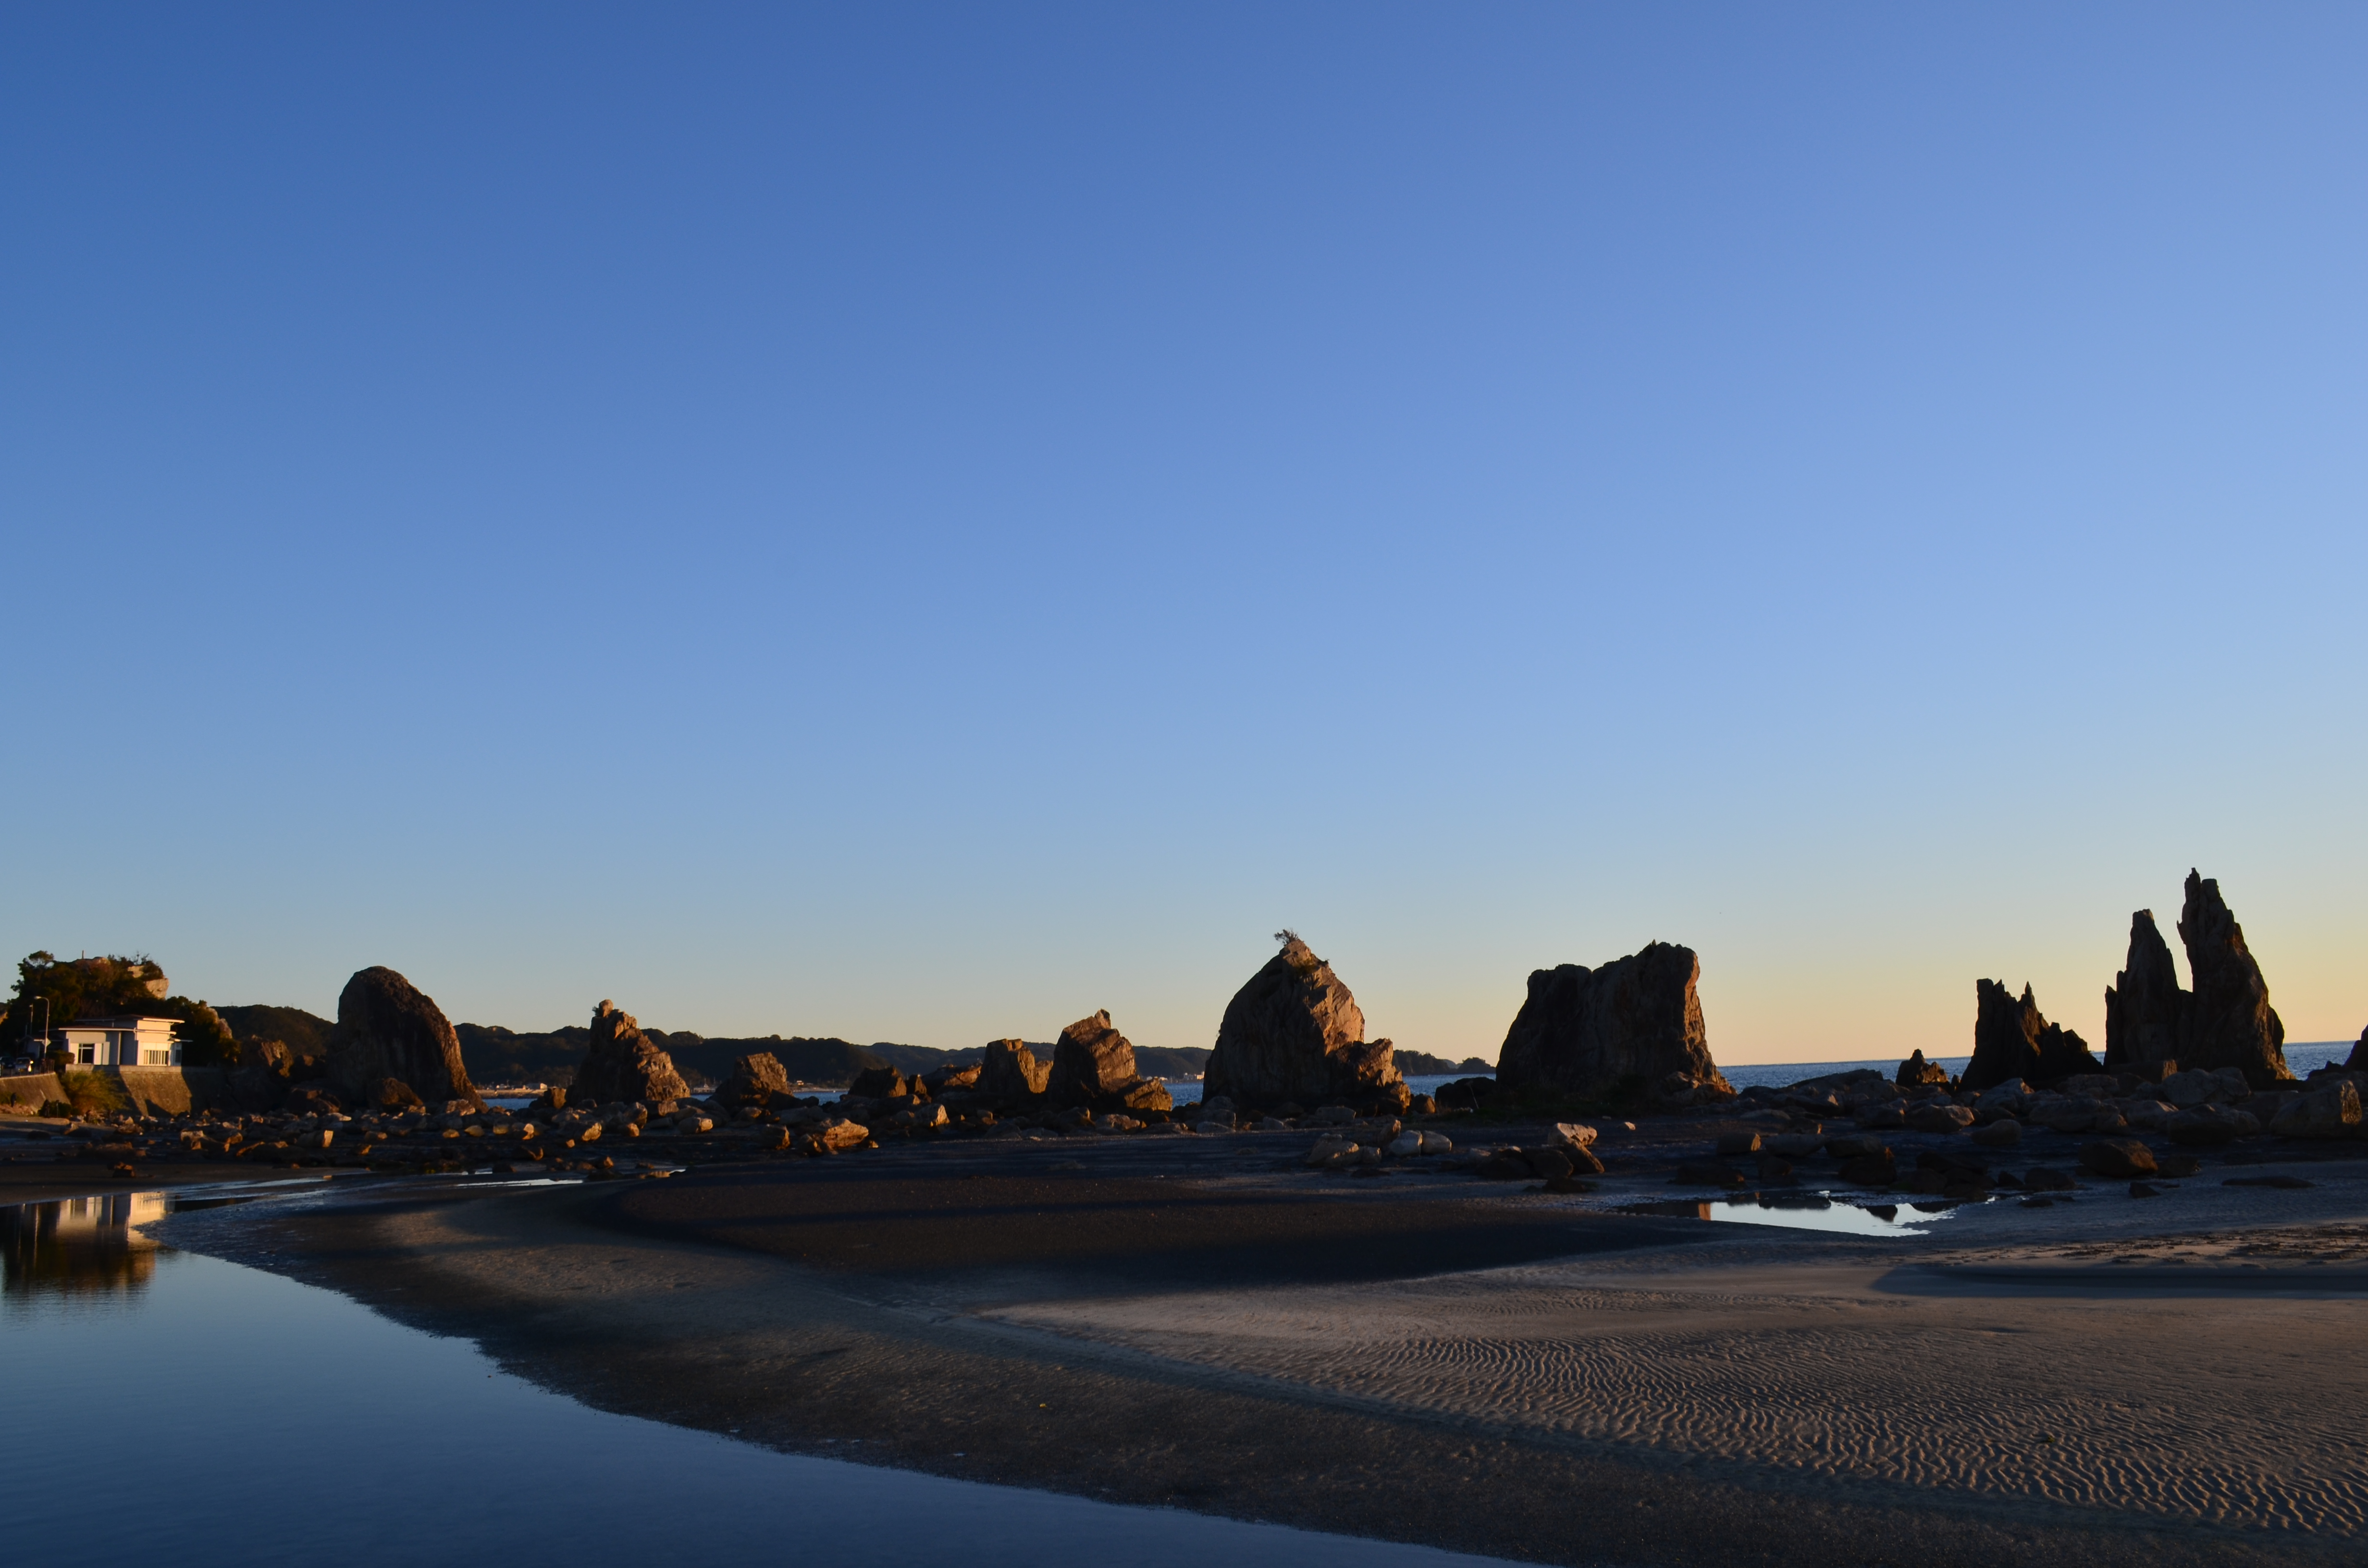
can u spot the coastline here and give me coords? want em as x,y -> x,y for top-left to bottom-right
150,1126 -> 2368,1568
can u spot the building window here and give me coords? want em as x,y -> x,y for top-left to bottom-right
77,1043 -> 95,1064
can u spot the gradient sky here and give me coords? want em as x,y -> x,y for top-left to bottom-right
5,4 -> 2362,1065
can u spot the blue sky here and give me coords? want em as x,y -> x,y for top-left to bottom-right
5,4 -> 2362,1063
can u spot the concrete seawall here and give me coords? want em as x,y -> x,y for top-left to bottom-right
0,1067 -> 230,1116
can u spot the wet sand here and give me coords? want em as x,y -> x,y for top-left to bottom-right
147,1124 -> 2368,1568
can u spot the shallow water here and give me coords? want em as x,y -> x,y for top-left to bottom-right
2,1189 -> 1512,1567
1628,1191 -> 1984,1237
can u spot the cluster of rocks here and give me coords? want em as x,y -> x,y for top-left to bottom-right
1962,870 -> 2300,1095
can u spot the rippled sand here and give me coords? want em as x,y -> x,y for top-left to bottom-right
986,1241 -> 2368,1537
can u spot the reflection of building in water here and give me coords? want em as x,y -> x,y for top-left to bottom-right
1,1192 -> 171,1298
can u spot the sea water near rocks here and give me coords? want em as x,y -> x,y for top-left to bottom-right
2,1187 -> 1512,1568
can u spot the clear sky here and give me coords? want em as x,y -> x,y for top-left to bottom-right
5,4 -> 2362,1065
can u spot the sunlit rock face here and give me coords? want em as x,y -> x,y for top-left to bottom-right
1494,943 -> 1727,1100
574,1000 -> 690,1107
327,967 -> 483,1112
1204,936 -> 1402,1107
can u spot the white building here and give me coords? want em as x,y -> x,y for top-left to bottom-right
58,1016 -> 181,1067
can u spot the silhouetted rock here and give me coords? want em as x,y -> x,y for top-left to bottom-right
846,1066 -> 911,1100
325,967 -> 484,1112
978,1039 -> 1050,1099
720,1053 -> 791,1105
1896,1050 -> 1949,1087
1204,936 -> 1405,1107
922,1063 -> 981,1096
2175,870 -> 2291,1086
1494,942 -> 1729,1100
573,1000 -> 689,1106
1963,980 -> 2097,1091
2103,909 -> 2186,1070
2349,1027 -> 2368,1072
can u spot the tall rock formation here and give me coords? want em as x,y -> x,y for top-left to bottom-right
2345,1026 -> 2367,1072
2175,870 -> 2291,1086
2103,910 -> 2186,1069
325,967 -> 483,1112
1964,980 -> 2097,1091
573,1000 -> 691,1105
1204,935 -> 1405,1107
1045,1012 -> 1172,1111
1493,942 -> 1728,1099
978,1038 -> 1051,1099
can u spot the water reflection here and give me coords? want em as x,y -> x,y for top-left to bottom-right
1,1191 -> 178,1298
1624,1191 -> 1984,1237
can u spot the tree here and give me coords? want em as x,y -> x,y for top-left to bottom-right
3,952 -> 239,1066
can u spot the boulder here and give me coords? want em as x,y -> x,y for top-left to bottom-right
1204,936 -> 1404,1107
369,1077 -> 425,1112
1837,1154 -> 1897,1186
847,1066 -> 911,1100
2103,909 -> 2186,1070
921,1063 -> 982,1096
1907,1103 -> 1976,1134
1715,1131 -> 1762,1156
2078,1139 -> 2158,1179
1963,980 -> 2098,1092
1494,942 -> 1730,1100
1553,1121 -> 1599,1149
1048,1011 -> 1136,1103
2175,871 -> 2291,1086
2348,1026 -> 2368,1072
1970,1117 -> 2023,1148
978,1039 -> 1051,1100
325,968 -> 484,1112
719,1053 -> 792,1105
2271,1079 -> 2360,1139
572,1001 -> 690,1107
1896,1050 -> 1949,1088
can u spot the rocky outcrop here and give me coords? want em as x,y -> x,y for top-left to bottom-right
325,968 -> 483,1112
1895,1050 -> 1949,1087
1046,1012 -> 1172,1112
2103,910 -> 2185,1069
572,1000 -> 689,1106
2175,870 -> 2290,1086
1493,942 -> 1728,1100
719,1053 -> 791,1105
1204,936 -> 1405,1107
1963,980 -> 2097,1091
978,1039 -> 1050,1100
2347,1027 -> 2368,1072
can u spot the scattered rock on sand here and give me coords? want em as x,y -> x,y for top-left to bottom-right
2079,1139 -> 2159,1179
1204,935 -> 1404,1108
1715,1131 -> 1761,1156
1494,942 -> 1731,1102
326,967 -> 485,1112
574,1001 -> 691,1107
2024,1166 -> 2077,1191
1838,1153 -> 1897,1186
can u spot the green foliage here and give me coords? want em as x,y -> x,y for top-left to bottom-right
59,1070 -> 128,1117
4,952 -> 239,1066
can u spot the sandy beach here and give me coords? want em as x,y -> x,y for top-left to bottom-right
144,1118 -> 2368,1568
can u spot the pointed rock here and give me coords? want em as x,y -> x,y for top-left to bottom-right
2346,1026 -> 2367,1072
1494,943 -> 1728,1100
1204,936 -> 1404,1107
1965,980 -> 2097,1091
573,1000 -> 690,1106
326,967 -> 483,1112
2175,870 -> 2291,1086
2103,910 -> 2186,1070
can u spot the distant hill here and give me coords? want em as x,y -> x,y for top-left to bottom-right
1395,1050 -> 1494,1076
453,1023 -> 887,1090
218,1004 -> 335,1057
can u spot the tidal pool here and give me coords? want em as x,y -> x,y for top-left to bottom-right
3,1188 -> 1511,1567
